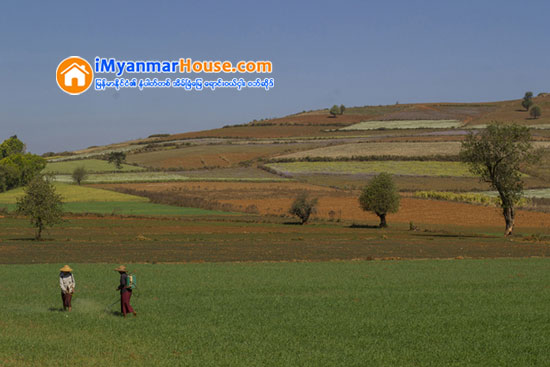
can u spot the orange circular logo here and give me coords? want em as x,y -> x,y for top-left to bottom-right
56,56 -> 93,95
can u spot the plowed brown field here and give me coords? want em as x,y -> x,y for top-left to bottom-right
94,182 -> 550,228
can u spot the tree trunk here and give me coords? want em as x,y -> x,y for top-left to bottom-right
36,225 -> 43,241
378,213 -> 387,228
503,206 -> 515,236
36,218 -> 43,241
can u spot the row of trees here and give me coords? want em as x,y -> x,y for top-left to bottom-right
289,123 -> 538,236
288,172 -> 400,228
329,104 -> 345,117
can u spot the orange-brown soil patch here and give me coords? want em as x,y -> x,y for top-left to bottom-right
95,182 -> 550,229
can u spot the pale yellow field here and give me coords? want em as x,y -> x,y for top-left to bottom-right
0,183 -> 148,204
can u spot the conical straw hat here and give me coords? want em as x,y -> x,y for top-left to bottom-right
60,265 -> 73,272
114,265 -> 128,272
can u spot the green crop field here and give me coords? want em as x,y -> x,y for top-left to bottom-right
44,159 -> 145,174
340,119 -> 463,130
267,161 -> 475,177
0,183 -> 235,216
0,183 -> 148,204
0,201 -> 234,216
59,202 -> 236,216
2,259 -> 550,366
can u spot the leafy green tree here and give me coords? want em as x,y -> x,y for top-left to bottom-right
359,172 -> 400,228
530,105 -> 542,119
0,135 -> 25,158
460,123 -> 538,236
16,175 -> 64,240
72,166 -> 88,185
522,98 -> 533,111
0,153 -> 46,187
339,105 -> 346,115
288,192 -> 318,224
522,91 -> 533,111
107,152 -> 126,169
0,164 -> 21,192
329,105 -> 341,117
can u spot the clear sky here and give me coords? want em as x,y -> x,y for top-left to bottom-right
1,0 -> 549,154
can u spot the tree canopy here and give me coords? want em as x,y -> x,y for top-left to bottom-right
530,105 -> 542,119
521,91 -> 534,111
0,136 -> 45,192
0,135 -> 25,158
358,172 -> 400,228
16,175 -> 64,240
72,166 -> 88,185
459,123 -> 538,235
107,151 -> 126,169
329,105 -> 341,117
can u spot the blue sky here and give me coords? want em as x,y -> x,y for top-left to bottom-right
1,0 -> 549,153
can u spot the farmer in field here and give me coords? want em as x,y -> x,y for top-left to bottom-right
115,265 -> 137,317
59,265 -> 75,312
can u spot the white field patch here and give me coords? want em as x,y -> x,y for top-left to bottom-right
277,141 -> 550,160
277,142 -> 462,159
340,119 -> 463,131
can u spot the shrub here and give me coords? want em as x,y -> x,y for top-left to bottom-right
288,192 -> 318,225
72,166 -> 88,185
329,105 -> 341,117
530,105 -> 542,119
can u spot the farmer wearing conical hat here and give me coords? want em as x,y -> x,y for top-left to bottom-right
115,265 -> 136,317
59,265 -> 75,312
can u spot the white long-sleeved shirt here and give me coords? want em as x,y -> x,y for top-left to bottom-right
59,272 -> 75,293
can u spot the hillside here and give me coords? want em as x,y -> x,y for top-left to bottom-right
62,95 -> 550,155
36,96 -> 550,208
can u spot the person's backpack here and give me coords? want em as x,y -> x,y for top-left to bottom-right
126,273 -> 137,289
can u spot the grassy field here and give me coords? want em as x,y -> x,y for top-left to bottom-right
44,159 -> 144,173
0,183 -> 148,203
0,183 -> 236,216
0,201 -> 235,216
2,259 -> 550,366
266,161 -> 474,177
340,120 -> 463,131
60,202 -> 235,216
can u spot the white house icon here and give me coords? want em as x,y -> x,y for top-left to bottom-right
60,63 -> 89,87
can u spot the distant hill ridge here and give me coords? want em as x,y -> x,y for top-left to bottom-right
65,95 -> 550,156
